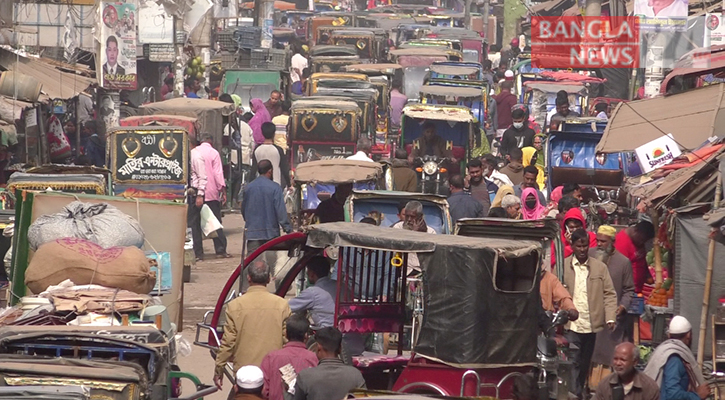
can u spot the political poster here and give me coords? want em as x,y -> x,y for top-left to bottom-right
633,0 -> 688,32
100,1 -> 137,90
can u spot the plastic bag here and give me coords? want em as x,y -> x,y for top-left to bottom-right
200,204 -> 222,238
28,201 -> 145,251
175,334 -> 192,357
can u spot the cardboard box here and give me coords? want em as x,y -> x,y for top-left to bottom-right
635,134 -> 681,174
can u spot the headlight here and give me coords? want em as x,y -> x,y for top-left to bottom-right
422,161 -> 438,175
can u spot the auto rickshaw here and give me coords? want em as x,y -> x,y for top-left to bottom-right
329,28 -> 389,62
107,126 -> 189,201
196,221 -> 544,398
400,38 -> 462,52
522,81 -> 590,131
288,98 -> 362,168
393,23 -> 436,46
284,10 -> 314,39
307,72 -> 370,95
309,45 -> 361,73
313,88 -> 378,138
347,190 -> 452,233
427,27 -> 487,63
427,62 -> 483,81
400,104 -> 477,194
389,48 -> 463,100
7,165 -> 111,196
588,97 -> 624,117
419,84 -> 486,128
221,69 -> 282,109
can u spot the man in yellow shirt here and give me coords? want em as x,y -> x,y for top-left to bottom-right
563,229 -> 618,399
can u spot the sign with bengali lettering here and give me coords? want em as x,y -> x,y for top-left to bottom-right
110,127 -> 188,184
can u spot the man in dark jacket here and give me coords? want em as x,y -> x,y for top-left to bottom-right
500,107 -> 535,158
294,327 -> 366,400
494,80 -> 517,137
447,174 -> 485,222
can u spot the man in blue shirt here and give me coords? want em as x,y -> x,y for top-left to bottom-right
242,159 -> 293,272
289,256 -> 336,329
643,316 -> 710,400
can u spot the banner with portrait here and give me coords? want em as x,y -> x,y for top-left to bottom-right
634,0 -> 688,32
100,1 -> 137,90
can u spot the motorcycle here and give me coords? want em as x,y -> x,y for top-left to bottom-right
415,156 -> 450,195
537,310 -> 573,400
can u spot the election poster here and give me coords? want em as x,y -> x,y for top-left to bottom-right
633,0 -> 689,32
100,1 -> 137,90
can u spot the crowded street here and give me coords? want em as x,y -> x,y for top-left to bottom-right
0,0 -> 725,399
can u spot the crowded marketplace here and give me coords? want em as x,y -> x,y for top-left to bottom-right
0,0 -> 722,399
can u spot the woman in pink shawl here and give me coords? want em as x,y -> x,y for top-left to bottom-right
249,98 -> 271,145
521,187 -> 546,220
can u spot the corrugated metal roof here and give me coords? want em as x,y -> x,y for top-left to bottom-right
0,49 -> 95,100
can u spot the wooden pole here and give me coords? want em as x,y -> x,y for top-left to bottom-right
698,170 -> 722,368
650,210 -> 662,286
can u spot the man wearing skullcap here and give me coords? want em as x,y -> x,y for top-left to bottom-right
589,225 -> 636,376
234,365 -> 265,399
644,316 -> 710,400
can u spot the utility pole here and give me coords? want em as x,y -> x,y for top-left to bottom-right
465,0 -> 473,30
482,0 -> 490,43
585,0 -> 601,17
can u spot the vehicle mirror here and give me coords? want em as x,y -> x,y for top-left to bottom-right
553,310 -> 569,326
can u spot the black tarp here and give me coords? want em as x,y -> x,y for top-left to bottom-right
306,222 -> 542,367
674,211 -> 725,357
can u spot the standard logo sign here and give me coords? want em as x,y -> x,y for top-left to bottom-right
531,17 -> 640,69
635,134 -> 681,174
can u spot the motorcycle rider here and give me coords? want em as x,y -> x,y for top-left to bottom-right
408,122 -> 456,164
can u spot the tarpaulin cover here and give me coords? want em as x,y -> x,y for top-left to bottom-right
674,212 -> 725,357
597,84 -> 725,153
306,222 -> 542,367
294,160 -> 382,184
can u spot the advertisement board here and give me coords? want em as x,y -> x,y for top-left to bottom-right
100,1 -> 137,90
634,0 -> 688,32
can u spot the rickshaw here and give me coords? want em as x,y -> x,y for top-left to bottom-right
419,84 -> 486,127
343,63 -> 404,151
400,104 -> 477,193
7,165 -> 111,196
587,97 -> 624,117
107,126 -> 189,201
400,38 -> 462,52
307,72 -> 370,95
290,159 -> 385,227
521,81 -> 590,131
347,190 -> 452,234
221,69 -> 283,110
389,48 -> 463,100
0,325 -> 216,400
307,73 -> 377,136
427,62 -> 483,81
547,118 -> 631,228
427,27 -> 486,63
195,222 -> 543,398
309,45 -> 361,73
289,98 -> 362,168
393,23 -> 433,46
329,28 -> 389,62
284,10 -> 314,39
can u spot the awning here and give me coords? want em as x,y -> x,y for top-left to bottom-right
596,84 -> 725,153
0,49 -> 95,100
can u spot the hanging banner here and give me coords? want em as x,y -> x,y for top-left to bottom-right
633,0 -> 688,32
100,1 -> 138,90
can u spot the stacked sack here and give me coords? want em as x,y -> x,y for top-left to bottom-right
25,201 -> 155,294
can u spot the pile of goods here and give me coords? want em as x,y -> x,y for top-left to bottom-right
642,248 -> 674,307
184,55 -> 205,82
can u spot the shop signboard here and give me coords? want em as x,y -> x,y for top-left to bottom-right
110,127 -> 188,201
100,1 -> 138,90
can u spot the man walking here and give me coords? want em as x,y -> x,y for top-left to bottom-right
564,229 -> 618,399
500,147 -> 525,186
643,316 -> 710,400
191,133 -> 231,259
513,165 -> 546,205
464,158 -> 493,212
242,159 -> 293,260
252,122 -> 290,188
500,107 -> 535,158
590,225 -> 636,372
264,90 -> 283,119
346,137 -> 375,162
260,315 -> 318,400
391,148 -> 418,192
594,342 -> 660,400
294,327 -> 366,400
448,174 -> 485,222
615,221 -> 656,293
214,261 -> 291,390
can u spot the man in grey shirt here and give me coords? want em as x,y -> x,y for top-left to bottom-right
294,327 -> 366,400
289,256 -> 336,329
252,122 -> 290,188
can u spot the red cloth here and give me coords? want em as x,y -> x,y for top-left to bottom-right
494,91 -> 517,130
614,229 -> 649,293
260,341 -> 318,400
561,208 -> 597,258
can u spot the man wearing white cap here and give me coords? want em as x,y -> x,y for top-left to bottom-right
234,365 -> 265,399
643,316 -> 710,400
